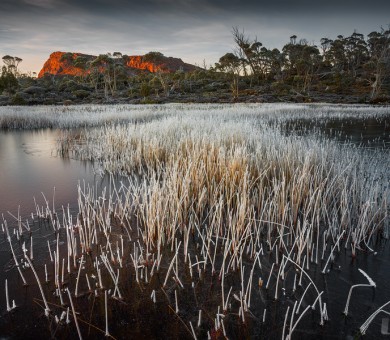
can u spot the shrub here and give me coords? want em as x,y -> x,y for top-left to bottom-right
11,93 -> 27,105
73,89 -> 91,99
271,81 -> 291,95
143,52 -> 164,63
140,82 -> 151,97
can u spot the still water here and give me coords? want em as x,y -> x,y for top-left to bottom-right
0,118 -> 389,339
0,129 -> 100,218
282,116 -> 390,148
1,116 -> 389,219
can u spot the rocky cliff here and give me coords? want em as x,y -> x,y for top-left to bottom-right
38,51 -> 198,78
38,52 -> 92,78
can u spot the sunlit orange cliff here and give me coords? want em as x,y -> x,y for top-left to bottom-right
38,51 -> 198,78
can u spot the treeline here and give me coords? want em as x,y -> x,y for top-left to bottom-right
0,27 -> 389,105
215,27 -> 390,100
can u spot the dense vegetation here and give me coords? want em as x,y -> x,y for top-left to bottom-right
0,27 -> 389,105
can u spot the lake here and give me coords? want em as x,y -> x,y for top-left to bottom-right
0,104 -> 389,339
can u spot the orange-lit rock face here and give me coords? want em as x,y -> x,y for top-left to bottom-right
38,52 -> 88,78
126,56 -> 163,73
38,51 -> 198,78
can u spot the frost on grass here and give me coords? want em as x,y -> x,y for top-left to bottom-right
1,103 -> 389,338
1,103 -> 390,130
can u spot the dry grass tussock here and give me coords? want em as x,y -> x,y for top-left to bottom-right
1,104 -> 389,338
61,111 -> 388,256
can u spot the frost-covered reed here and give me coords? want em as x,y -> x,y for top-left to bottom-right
59,109 -> 388,252
1,103 -> 389,338
1,103 -> 389,130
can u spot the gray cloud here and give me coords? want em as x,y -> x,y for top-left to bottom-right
0,0 -> 389,73
3,0 -> 390,15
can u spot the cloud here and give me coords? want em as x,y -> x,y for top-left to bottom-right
0,0 -> 389,73
22,0 -> 58,9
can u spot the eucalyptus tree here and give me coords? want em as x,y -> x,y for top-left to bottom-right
0,66 -> 18,94
366,29 -> 390,98
90,54 -> 115,97
344,31 -> 369,77
73,56 -> 88,83
282,38 -> 321,92
112,52 -> 124,91
2,55 -> 23,75
231,27 -> 271,83
324,36 -> 348,74
152,71 -> 170,97
215,52 -> 242,98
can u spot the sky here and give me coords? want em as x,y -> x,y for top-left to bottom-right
0,0 -> 389,74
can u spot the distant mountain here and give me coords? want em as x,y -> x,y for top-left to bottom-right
38,51 -> 198,78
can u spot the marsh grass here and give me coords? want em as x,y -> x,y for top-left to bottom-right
1,103 -> 389,339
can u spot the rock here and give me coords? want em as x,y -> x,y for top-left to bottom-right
38,52 -> 91,78
38,51 -> 199,78
126,55 -> 198,73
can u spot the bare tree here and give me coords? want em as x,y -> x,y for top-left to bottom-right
232,27 -> 256,76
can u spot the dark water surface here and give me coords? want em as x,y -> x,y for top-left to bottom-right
0,119 -> 389,339
282,116 -> 390,149
0,129 -> 100,218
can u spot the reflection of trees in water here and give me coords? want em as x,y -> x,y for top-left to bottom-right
283,117 -> 390,148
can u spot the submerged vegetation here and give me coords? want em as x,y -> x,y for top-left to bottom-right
0,104 -> 389,338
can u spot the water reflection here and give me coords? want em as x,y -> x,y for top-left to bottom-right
0,129 -> 98,219
1,119 -> 388,220
0,122 -> 389,339
282,117 -> 390,149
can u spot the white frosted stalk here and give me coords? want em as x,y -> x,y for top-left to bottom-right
75,255 -> 84,297
66,288 -> 83,339
5,279 -> 11,312
163,241 -> 181,288
288,306 -> 311,339
48,240 -> 53,262
105,290 -> 110,337
8,236 -> 27,285
296,283 -> 312,314
86,274 -> 91,291
198,309 -> 202,327
343,284 -> 373,316
25,254 -> 50,314
30,237 -> 33,260
322,230 -> 345,274
282,306 -> 290,340
61,258 -> 65,284
45,264 -> 48,283
175,290 -> 179,313
189,321 -> 197,340
265,263 -> 275,289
